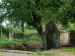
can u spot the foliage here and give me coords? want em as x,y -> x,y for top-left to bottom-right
0,33 -> 8,39
1,0 -> 75,35
56,0 -> 75,26
67,22 -> 75,32
13,28 -> 23,35
1,0 -> 43,35
0,26 -> 9,37
0,39 -> 17,47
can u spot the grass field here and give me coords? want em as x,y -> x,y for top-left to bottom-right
0,39 -> 17,47
0,54 -> 5,56
14,35 -> 42,43
0,28 -> 42,47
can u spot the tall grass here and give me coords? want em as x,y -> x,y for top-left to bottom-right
0,39 -> 17,47
13,28 -> 42,43
13,28 -> 38,35
0,26 -> 42,47
24,35 -> 42,43
14,35 -> 42,43
13,28 -> 23,35
0,33 -> 8,40
24,29 -> 38,35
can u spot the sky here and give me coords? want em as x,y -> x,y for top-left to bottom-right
0,0 -> 7,26
0,0 -> 2,2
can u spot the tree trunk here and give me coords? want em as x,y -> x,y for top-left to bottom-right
21,22 -> 25,34
28,25 -> 31,29
1,24 -> 2,39
12,17 -> 13,38
21,23 -> 24,34
9,17 -> 13,40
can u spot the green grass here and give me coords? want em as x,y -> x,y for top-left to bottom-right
0,35 -> 42,47
0,54 -> 5,56
24,29 -> 38,35
14,35 -> 42,43
0,39 -> 17,47
31,54 -> 49,56
24,35 -> 42,43
0,28 -> 42,47
13,28 -> 38,35
31,53 -> 49,56
62,48 -> 75,52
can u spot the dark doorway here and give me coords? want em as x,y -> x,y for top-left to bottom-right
47,31 -> 55,49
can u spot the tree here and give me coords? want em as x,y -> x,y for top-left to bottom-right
0,13 -> 5,39
2,0 -> 43,35
2,0 -> 75,36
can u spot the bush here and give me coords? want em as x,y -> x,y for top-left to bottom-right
0,40 -> 17,47
67,22 -> 75,32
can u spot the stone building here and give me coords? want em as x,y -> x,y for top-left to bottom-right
42,21 -> 70,49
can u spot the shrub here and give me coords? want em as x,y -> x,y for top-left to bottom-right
0,40 -> 17,47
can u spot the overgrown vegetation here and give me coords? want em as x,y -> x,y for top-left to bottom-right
0,27 -> 42,47
0,0 -> 75,53
14,35 -> 42,43
0,26 -> 9,36
67,22 -> 75,32
0,39 -> 17,47
24,29 -> 38,35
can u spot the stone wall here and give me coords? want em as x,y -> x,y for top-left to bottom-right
60,32 -> 69,45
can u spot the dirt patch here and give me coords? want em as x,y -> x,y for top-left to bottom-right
0,47 -> 74,56
0,41 -> 43,51
41,47 -> 73,54
0,52 -> 30,56
50,52 -> 75,56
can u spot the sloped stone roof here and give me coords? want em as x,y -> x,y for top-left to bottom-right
55,22 -> 67,32
45,21 -> 68,33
